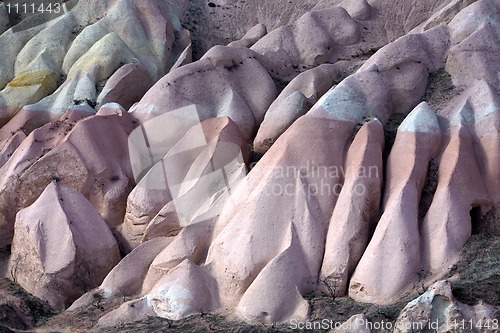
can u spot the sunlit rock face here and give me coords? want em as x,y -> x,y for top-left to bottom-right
0,0 -> 498,328
9,182 -> 120,311
348,103 -> 443,304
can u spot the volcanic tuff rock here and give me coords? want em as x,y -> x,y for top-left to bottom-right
0,0 -> 498,330
393,280 -> 498,333
8,182 -> 120,311
122,114 -> 250,250
253,62 -> 353,153
0,110 -> 137,250
349,102 -> 443,304
320,118 -> 385,297
328,279 -> 498,333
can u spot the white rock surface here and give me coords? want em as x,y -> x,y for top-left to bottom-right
394,280 -> 498,333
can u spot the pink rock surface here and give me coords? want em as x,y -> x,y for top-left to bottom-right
67,236 -> 172,311
349,102 -> 442,304
0,131 -> 26,170
470,83 -> 500,208
96,297 -> 156,327
98,259 -> 218,324
420,104 -> 490,276
228,23 -> 267,48
129,46 -> 277,140
206,112 -> 357,321
0,104 -> 93,168
235,223 -> 311,323
147,260 -> 218,320
358,25 -> 450,113
141,220 -> 215,295
0,108 -> 91,245
254,62 -> 351,153
341,0 -> 372,21
0,111 -> 136,248
9,182 -> 120,310
251,7 -> 361,80
122,115 -> 250,250
320,119 -> 384,297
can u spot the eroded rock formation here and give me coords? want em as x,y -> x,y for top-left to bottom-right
0,0 -> 498,329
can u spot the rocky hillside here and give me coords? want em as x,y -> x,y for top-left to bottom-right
0,0 -> 498,332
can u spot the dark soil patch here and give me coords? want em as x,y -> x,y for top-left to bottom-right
93,313 -> 295,333
422,68 -> 464,111
0,278 -> 53,330
418,158 -> 439,221
472,207 -> 500,236
307,293 -> 407,333
445,234 -> 500,307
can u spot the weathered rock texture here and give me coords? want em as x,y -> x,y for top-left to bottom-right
394,280 -> 498,333
8,182 -> 120,311
0,0 -> 498,330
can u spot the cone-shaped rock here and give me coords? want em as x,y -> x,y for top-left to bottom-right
97,62 -> 154,110
420,102 -> 490,277
122,115 -> 249,250
206,109 -> 358,320
0,112 -> 136,249
393,280 -> 497,333
349,102 -> 442,304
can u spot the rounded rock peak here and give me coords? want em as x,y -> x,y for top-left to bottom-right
398,102 -> 441,134
341,0 -> 372,21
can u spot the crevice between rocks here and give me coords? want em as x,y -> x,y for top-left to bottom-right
418,158 -> 439,222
